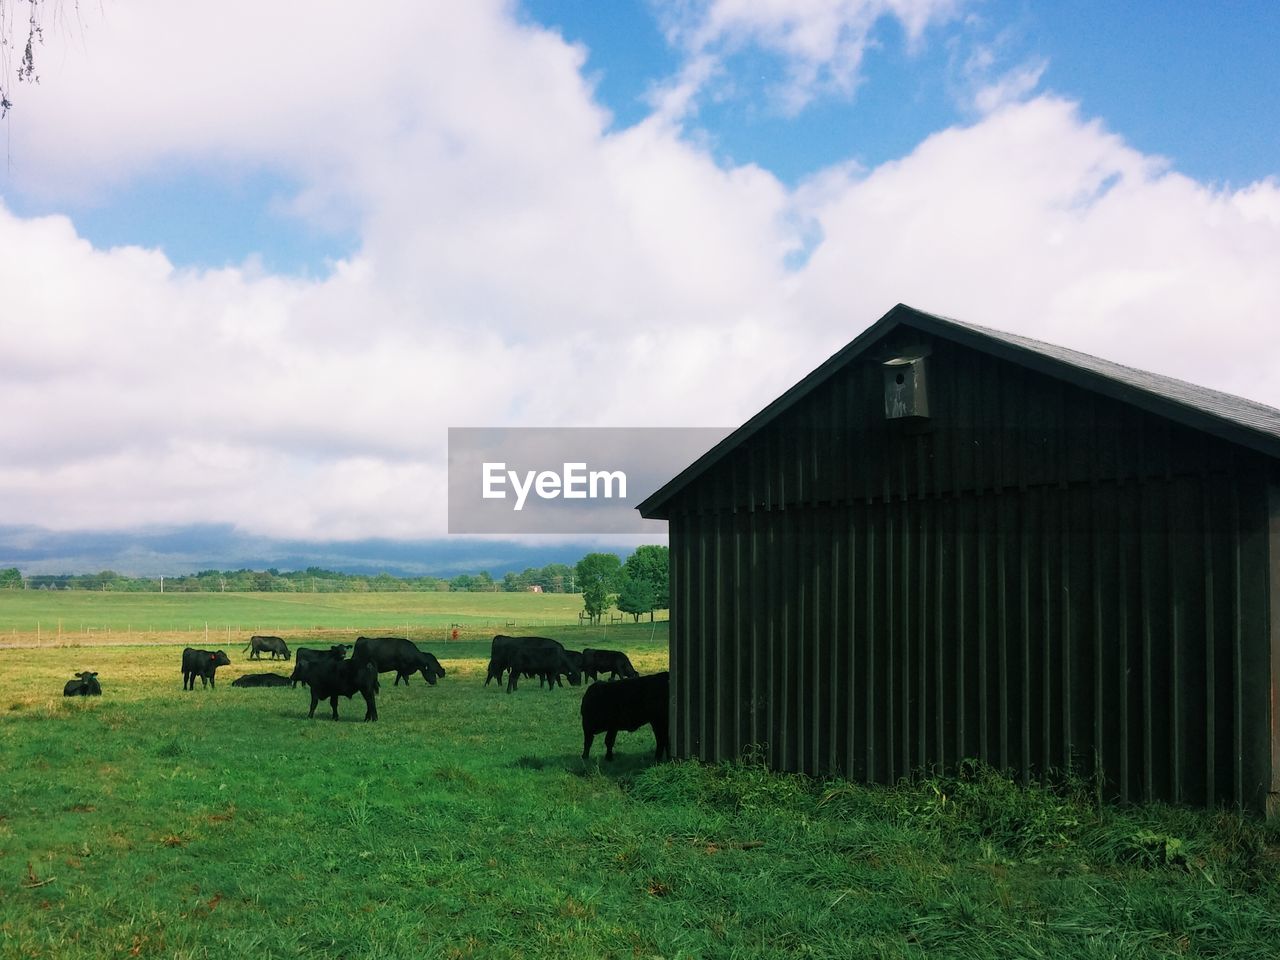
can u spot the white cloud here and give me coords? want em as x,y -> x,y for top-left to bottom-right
1,5 -> 1278,549
656,0 -> 966,113
792,97 -> 1280,400
969,57 -> 1047,114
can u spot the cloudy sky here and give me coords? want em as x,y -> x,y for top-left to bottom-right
1,1 -> 1278,575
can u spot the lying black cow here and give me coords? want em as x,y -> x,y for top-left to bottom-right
231,672 -> 294,688
352,636 -> 446,686
291,645 -> 350,687
486,635 -> 581,692
581,671 -> 670,761
244,635 -> 291,661
303,658 -> 380,721
582,648 -> 640,682
63,671 -> 102,697
181,648 -> 231,690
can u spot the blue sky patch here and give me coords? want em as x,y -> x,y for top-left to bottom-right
7,167 -> 357,275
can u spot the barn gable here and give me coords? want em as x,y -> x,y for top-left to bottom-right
641,304 -> 1280,814
640,304 -> 1280,519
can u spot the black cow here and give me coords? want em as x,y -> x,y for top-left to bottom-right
485,634 -> 581,693
290,645 -> 350,688
63,671 -> 102,697
582,648 -> 640,682
352,636 -> 446,686
484,634 -> 523,686
181,648 -> 231,690
231,672 -> 294,688
535,649 -> 584,689
303,658 -> 380,721
581,671 -> 670,761
244,635 -> 291,660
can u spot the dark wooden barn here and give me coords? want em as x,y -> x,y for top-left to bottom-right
639,304 -> 1280,815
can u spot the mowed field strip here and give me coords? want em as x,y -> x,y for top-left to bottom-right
2,607 -> 1278,958
0,591 -> 651,647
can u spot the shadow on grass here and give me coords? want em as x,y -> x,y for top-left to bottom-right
513,751 -> 665,778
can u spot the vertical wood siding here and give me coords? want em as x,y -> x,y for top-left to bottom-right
667,335 -> 1277,811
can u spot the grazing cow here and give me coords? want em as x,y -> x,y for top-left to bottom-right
63,671 -> 102,697
243,635 -> 291,661
351,636 -> 447,686
181,648 -> 231,691
290,645 -> 350,688
581,671 -> 670,762
486,632 -> 573,691
231,672 -> 294,688
536,649 -> 584,689
302,658 -> 380,721
485,634 -> 581,693
582,648 -> 640,682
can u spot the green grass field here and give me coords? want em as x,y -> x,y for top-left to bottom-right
1,622 -> 1278,957
0,592 -> 655,647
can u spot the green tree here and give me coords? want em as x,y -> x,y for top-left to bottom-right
582,580 -> 610,625
623,544 -> 669,619
576,552 -> 623,624
615,577 -> 655,622
0,567 -> 22,589
575,552 -> 623,593
372,573 -> 407,592
540,562 -> 573,592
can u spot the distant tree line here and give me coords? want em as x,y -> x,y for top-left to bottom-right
0,549 -> 670,623
2,547 -> 670,609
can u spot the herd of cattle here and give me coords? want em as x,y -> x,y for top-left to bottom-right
64,633 -> 670,761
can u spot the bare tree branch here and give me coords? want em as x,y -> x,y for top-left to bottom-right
2,1 -> 82,118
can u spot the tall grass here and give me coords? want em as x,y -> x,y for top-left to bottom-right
1,642 -> 1276,959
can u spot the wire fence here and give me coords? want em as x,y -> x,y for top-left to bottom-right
0,614 -> 669,649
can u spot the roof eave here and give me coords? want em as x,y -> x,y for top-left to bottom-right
637,303 -> 919,517
637,304 -> 1280,519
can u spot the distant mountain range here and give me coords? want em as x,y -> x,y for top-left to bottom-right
0,524 -> 654,577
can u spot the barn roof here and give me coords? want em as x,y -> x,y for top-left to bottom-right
638,303 -> 1280,519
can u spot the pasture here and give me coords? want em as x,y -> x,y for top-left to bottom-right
1,628 -> 1278,958
0,591 -> 630,648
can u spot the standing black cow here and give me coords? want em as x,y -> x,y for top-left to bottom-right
290,645 -> 350,688
535,649 -> 583,689
352,636 -> 446,686
63,671 -> 102,696
244,635 -> 291,660
581,648 -> 640,682
484,634 -> 524,687
181,648 -> 231,690
581,671 -> 670,761
231,673 -> 294,688
302,658 -> 380,721
485,635 -> 580,692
